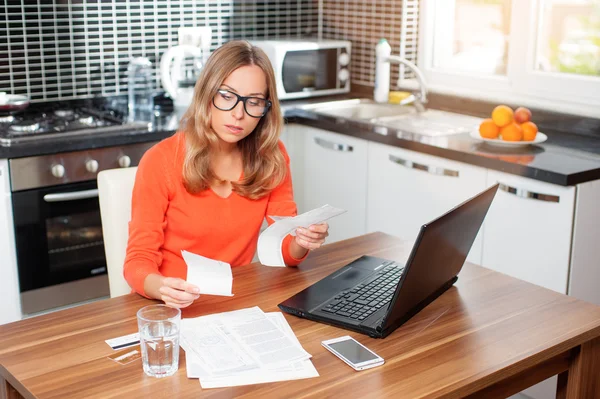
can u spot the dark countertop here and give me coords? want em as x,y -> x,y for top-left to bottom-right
1,94 -> 599,186
287,108 -> 600,186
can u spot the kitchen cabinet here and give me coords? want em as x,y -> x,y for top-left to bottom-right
280,124 -> 304,212
481,170 -> 576,294
0,160 -> 22,325
366,142 -> 488,264
297,126 -> 369,243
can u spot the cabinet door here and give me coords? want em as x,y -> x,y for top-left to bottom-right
367,142 -> 487,264
301,126 -> 368,243
281,124 -> 304,212
482,171 -> 575,293
0,160 -> 22,324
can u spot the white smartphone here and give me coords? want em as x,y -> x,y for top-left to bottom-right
321,336 -> 384,371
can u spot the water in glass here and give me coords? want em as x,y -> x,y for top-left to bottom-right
137,305 -> 181,378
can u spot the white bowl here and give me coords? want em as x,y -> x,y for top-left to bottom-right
470,129 -> 547,148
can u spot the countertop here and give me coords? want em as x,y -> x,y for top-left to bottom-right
1,94 -> 599,186
286,108 -> 600,186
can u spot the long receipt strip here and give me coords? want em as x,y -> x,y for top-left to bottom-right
258,204 -> 347,267
182,250 -> 234,296
180,306 -> 318,388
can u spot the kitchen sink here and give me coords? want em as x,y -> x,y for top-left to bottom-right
375,109 -> 481,137
300,98 -> 415,121
300,98 -> 481,137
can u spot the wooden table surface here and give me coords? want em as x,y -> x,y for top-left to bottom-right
1,232 -> 600,399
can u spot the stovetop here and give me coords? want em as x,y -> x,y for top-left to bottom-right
0,98 -> 151,146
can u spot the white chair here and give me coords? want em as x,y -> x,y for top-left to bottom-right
97,167 -> 138,297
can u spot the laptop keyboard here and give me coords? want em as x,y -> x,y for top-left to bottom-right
319,261 -> 404,322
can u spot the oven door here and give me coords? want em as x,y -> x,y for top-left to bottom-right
12,180 -> 107,293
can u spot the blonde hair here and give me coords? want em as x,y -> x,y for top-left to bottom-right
180,40 -> 285,200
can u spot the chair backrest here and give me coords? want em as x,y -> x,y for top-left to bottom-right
97,167 -> 138,297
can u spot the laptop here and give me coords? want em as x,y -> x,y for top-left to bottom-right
278,184 -> 500,338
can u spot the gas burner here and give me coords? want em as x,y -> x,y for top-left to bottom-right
54,109 -> 75,118
9,121 -> 40,134
78,116 -> 97,127
0,115 -> 15,123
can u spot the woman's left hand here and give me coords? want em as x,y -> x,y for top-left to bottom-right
294,222 -> 329,250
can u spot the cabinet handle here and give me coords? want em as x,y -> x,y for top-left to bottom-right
314,137 -> 353,152
498,183 -> 560,203
389,154 -> 459,177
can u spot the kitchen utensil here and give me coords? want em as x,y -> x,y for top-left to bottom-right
0,93 -> 30,116
160,27 -> 211,114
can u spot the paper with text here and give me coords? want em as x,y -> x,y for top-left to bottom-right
182,309 -> 318,388
258,204 -> 347,267
181,308 -> 313,379
181,250 -> 233,296
199,313 -> 318,388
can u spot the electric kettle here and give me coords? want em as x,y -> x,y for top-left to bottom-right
160,27 -> 211,113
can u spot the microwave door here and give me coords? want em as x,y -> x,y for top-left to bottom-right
282,49 -> 339,93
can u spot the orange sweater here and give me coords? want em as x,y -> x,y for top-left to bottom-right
123,132 -> 306,296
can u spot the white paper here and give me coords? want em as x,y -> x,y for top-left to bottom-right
181,307 -> 318,388
258,204 -> 347,267
199,358 -> 319,389
181,250 -> 233,296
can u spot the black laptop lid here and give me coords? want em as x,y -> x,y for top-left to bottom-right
381,184 -> 499,331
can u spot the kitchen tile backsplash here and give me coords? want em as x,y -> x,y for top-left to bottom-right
321,0 -> 419,87
1,0 -> 418,102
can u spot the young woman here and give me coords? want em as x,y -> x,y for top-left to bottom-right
123,40 -> 329,308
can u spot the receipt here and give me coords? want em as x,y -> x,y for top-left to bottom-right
182,250 -> 234,296
257,204 -> 347,267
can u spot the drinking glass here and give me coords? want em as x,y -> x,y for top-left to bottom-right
137,304 -> 181,378
127,57 -> 154,123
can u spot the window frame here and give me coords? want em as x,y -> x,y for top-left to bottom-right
418,0 -> 600,118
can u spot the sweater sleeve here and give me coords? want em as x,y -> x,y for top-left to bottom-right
265,141 -> 308,267
123,142 -> 173,297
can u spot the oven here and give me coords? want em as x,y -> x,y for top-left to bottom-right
12,180 -> 107,313
0,96 -> 165,316
7,141 -> 158,315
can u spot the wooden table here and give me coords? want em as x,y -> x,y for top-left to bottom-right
1,232 -> 600,399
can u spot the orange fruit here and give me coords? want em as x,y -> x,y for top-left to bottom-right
479,118 -> 500,139
521,121 -> 538,141
500,123 -> 523,141
491,105 -> 514,127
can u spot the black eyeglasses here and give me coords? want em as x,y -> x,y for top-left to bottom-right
212,89 -> 272,118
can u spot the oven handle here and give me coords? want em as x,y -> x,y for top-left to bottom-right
43,189 -> 99,202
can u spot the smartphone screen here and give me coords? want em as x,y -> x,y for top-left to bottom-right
328,339 -> 379,364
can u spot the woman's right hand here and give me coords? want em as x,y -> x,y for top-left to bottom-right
158,277 -> 201,308
144,274 -> 200,308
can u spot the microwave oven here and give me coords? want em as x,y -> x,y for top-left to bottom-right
251,40 -> 351,100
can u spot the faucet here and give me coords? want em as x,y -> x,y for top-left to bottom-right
386,55 -> 428,113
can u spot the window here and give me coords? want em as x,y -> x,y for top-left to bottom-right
420,0 -> 600,117
534,1 -> 600,77
432,0 -> 512,76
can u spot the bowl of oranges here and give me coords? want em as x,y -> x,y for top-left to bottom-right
470,105 -> 547,147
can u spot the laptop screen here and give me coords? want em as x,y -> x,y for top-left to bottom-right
381,184 -> 499,331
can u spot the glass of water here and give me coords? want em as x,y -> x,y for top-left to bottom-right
137,304 -> 181,378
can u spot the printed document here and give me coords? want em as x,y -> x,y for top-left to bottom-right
180,307 -> 318,388
257,204 -> 347,267
181,250 -> 233,296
